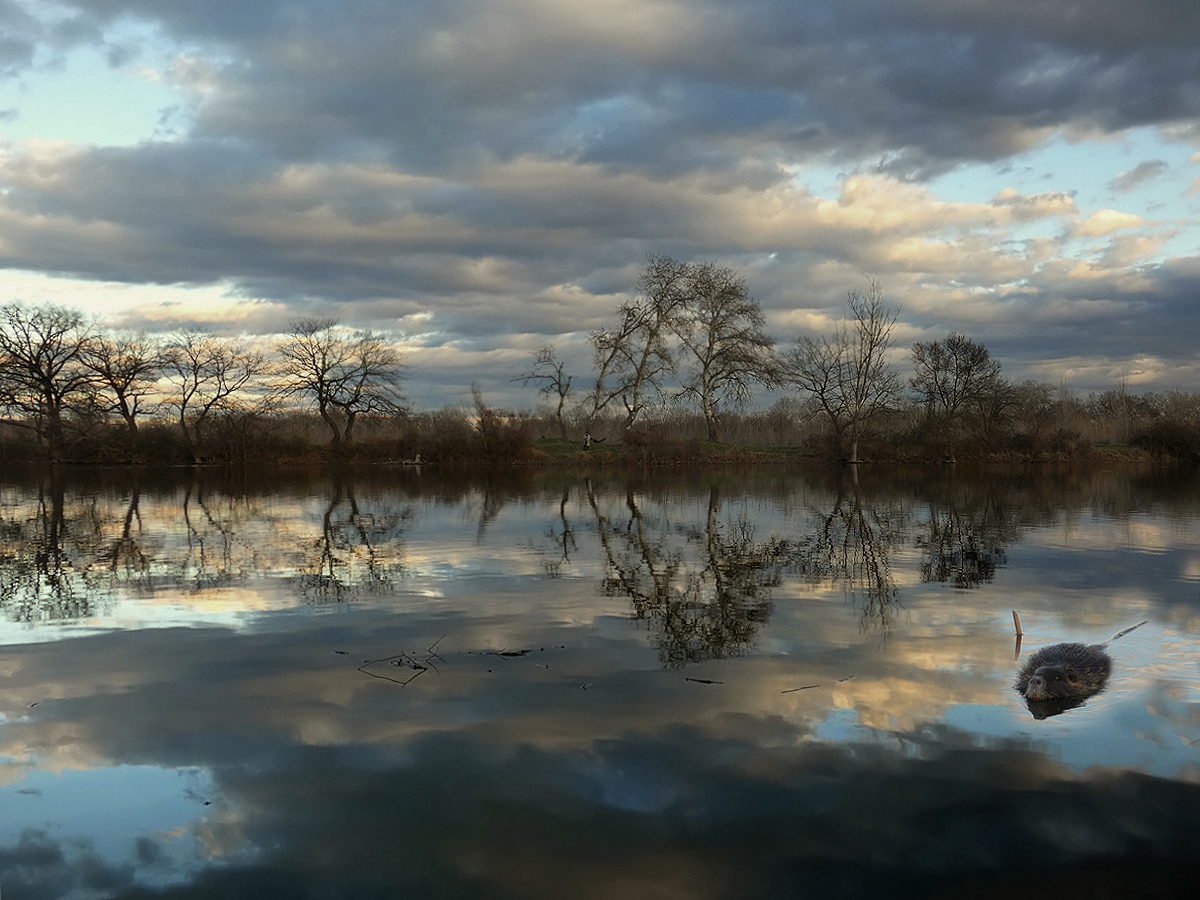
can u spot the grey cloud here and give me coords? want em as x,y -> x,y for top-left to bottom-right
900,0 -> 1200,52
966,266 -> 1200,367
44,1 -> 1200,176
0,37 -> 35,77
0,140 -> 718,336
0,0 -> 40,77
1110,159 -> 1170,192
62,0 -> 302,43
1,0 -> 1199,403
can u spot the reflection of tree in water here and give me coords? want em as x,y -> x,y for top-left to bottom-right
104,486 -> 150,585
0,470 -> 414,615
917,482 -> 1019,590
792,470 -> 907,634
541,486 -> 577,578
587,481 -> 797,668
180,476 -> 267,592
297,477 -> 411,602
0,471 -> 99,621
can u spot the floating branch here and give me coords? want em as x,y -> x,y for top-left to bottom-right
427,634 -> 447,662
357,637 -> 447,686
358,652 -> 430,686
1105,620 -> 1148,644
780,675 -> 854,694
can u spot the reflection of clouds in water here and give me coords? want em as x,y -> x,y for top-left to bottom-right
1,607 -> 1193,785
2,467 -> 1200,895
1183,557 -> 1200,583
0,766 -> 224,896
22,727 -> 1196,899
2,634 -> 1199,894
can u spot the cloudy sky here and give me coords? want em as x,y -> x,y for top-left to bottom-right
2,0 -> 1199,410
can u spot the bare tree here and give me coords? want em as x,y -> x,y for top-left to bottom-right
163,331 -> 267,464
588,254 -> 684,431
83,332 -> 163,451
910,333 -> 1002,461
672,261 -> 777,442
513,345 -> 573,438
0,302 -> 94,462
274,318 -> 407,457
969,375 -> 1019,444
784,280 -> 901,463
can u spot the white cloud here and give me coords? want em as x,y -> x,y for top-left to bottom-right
1071,208 -> 1145,236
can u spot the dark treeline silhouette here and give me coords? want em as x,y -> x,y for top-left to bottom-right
4,261 -> 1200,464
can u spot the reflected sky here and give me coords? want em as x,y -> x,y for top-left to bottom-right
2,465 -> 1199,898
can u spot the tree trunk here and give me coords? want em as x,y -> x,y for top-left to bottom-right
45,412 -> 65,464
319,404 -> 344,457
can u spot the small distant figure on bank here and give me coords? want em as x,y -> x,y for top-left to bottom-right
583,431 -> 591,451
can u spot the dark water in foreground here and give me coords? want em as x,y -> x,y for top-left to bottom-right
1,464 -> 1199,899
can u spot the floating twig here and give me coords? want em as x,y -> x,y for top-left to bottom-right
427,634 -> 447,663
357,641 -> 443,686
1106,620 -> 1148,644
781,675 -> 854,694
685,677 -> 724,685
1012,610 -> 1023,636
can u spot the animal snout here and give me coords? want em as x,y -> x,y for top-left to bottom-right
1025,674 -> 1048,699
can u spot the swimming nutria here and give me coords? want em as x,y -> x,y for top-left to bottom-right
1014,620 -> 1147,719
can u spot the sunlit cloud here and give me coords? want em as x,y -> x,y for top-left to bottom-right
0,0 -> 1198,404
1071,208 -> 1145,236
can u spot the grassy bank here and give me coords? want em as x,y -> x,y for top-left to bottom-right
0,406 -> 1195,467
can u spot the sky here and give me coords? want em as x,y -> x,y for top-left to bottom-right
1,0 -> 1199,411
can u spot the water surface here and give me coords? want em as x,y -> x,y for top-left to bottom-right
2,465 -> 1199,898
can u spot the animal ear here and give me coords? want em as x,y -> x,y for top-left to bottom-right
1064,666 -> 1080,684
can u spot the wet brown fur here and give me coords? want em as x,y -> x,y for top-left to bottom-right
1015,642 -> 1111,702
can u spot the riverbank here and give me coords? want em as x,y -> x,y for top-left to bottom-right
515,437 -> 1164,466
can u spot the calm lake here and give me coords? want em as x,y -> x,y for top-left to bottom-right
2,464 -> 1199,899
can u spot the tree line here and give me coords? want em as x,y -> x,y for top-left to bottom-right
519,255 -> 1200,462
0,304 -> 405,463
3,255 -> 1199,464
